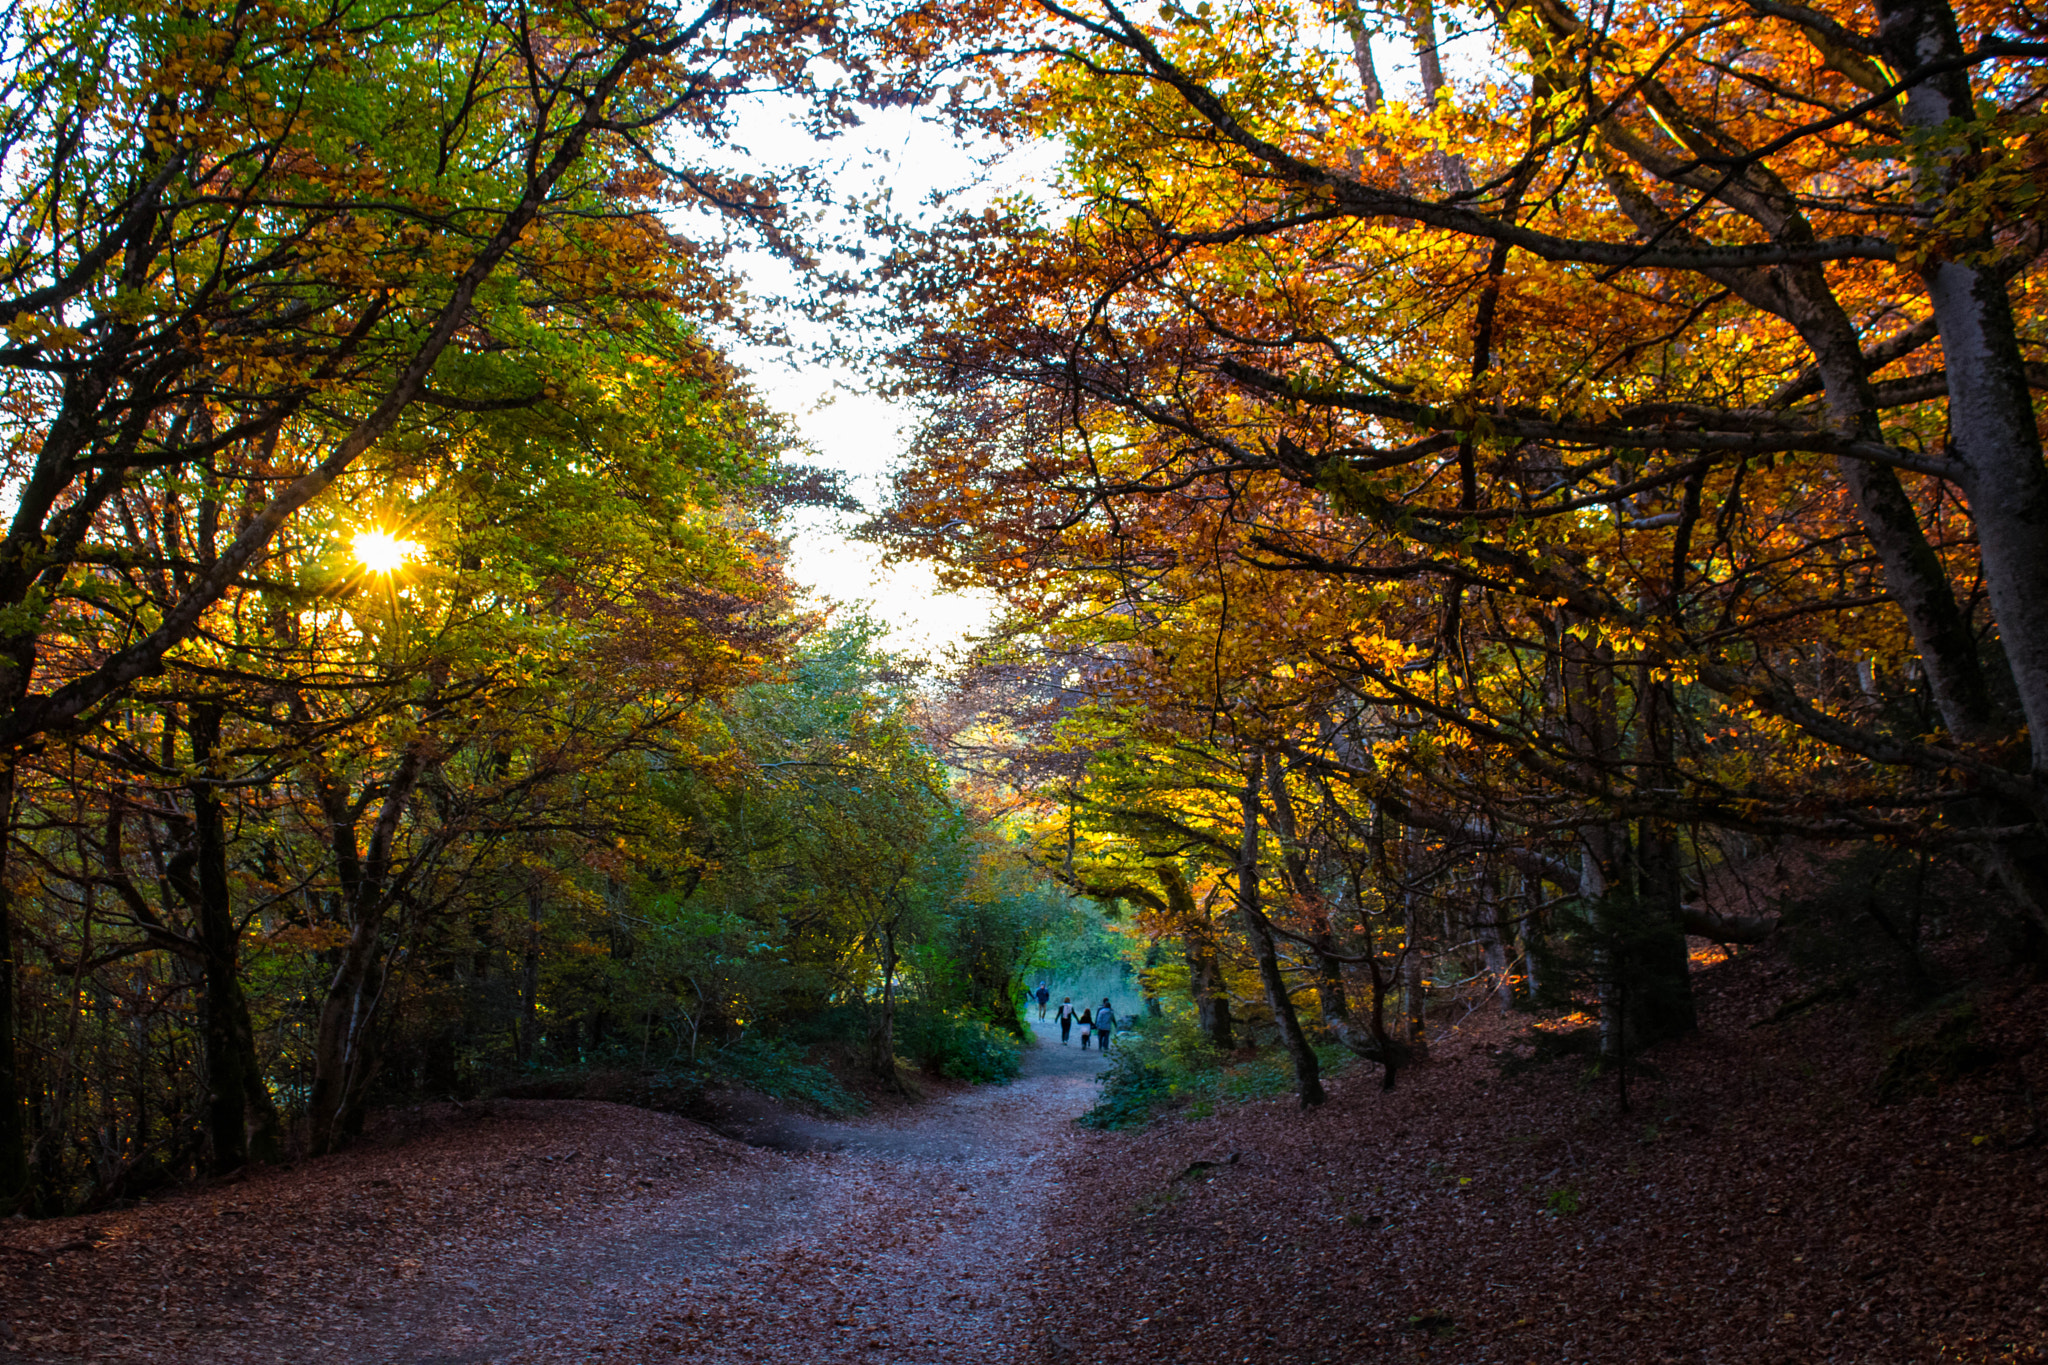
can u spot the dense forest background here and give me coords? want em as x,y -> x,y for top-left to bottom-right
873,0 -> 2048,1122
0,0 -> 1104,1215
2,0 -> 2045,1230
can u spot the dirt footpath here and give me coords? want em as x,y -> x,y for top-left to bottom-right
1,1021 -> 1110,1365
592,1019 -> 1112,1365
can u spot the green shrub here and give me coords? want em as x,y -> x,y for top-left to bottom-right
1079,1046 -> 1175,1129
1875,1000 -> 2000,1103
1077,1010 -> 1352,1128
894,1005 -> 1022,1083
708,1036 -> 864,1116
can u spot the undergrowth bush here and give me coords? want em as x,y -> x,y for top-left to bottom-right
1079,1009 -> 1351,1128
895,1005 -> 1022,1083
708,1036 -> 865,1116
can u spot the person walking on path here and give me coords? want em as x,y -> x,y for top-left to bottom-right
1036,984 -> 1051,1020
1056,997 -> 1076,1044
1076,1004 -> 1095,1050
1095,999 -> 1117,1053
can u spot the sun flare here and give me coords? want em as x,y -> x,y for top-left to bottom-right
352,530 -> 420,574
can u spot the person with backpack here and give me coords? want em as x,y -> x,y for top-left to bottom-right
1095,998 -> 1117,1053
1056,997 -> 1077,1044
1076,1004 -> 1095,1050
1035,983 -> 1051,1020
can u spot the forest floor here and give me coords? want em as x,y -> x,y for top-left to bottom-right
4,953 -> 2045,1364
1032,947 -> 2048,1365
0,1020 -> 1106,1364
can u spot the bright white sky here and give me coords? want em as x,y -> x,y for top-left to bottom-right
721,18 -> 1461,660
723,104 -> 1029,661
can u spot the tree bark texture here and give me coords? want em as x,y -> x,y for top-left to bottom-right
1161,863 -> 1233,1049
1877,0 -> 2048,776
0,761 -> 21,1208
1239,770 -> 1324,1105
188,705 -> 283,1170
306,741 -> 430,1155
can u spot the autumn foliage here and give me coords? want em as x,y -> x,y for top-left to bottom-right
880,0 -> 2048,1100
0,0 -> 1062,1213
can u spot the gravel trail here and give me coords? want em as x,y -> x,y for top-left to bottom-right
477,1019 -> 1111,1365
3,1024 -> 1111,1365
1,1023 -> 1110,1364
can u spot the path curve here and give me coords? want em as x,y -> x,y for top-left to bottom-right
382,1018 -> 1109,1364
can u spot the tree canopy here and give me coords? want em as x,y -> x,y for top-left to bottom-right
877,0 -> 2048,1101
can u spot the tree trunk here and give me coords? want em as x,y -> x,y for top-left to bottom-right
1238,768 -> 1324,1106
0,760 -> 22,1209
1400,826 -> 1429,1061
869,923 -> 901,1083
1264,756 -> 1405,1079
1577,842 -> 1621,1058
1162,863 -> 1233,1049
1517,875 -> 1542,1004
1400,904 -> 1426,1057
1878,0 -> 2048,776
1630,677 -> 1697,1043
307,927 -> 387,1155
188,705 -> 282,1171
1476,864 -> 1514,1012
1565,630 -> 1630,1059
1263,751 -> 1352,1021
517,886 -> 541,1064
1189,938 -> 1233,1050
305,741 -> 428,1155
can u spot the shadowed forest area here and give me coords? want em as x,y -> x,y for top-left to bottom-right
1,0 -> 2046,1360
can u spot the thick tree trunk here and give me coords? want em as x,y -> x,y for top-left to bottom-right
189,705 -> 282,1171
0,761 -> 21,1209
1878,0 -> 2048,775
1565,632 -> 1626,1058
1631,677 -> 1697,1043
1189,939 -> 1233,1050
307,928 -> 386,1156
305,742 -> 428,1155
1239,770 -> 1324,1106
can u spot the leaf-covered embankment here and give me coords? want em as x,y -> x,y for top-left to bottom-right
0,1100 -> 803,1361
1027,951 -> 2048,1364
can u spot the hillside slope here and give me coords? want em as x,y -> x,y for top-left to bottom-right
1025,952 -> 2047,1364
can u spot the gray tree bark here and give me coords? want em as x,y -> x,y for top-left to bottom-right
1877,0 -> 2048,776
1238,766 -> 1324,1106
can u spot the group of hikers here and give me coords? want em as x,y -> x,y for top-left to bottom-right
1030,983 -> 1117,1052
